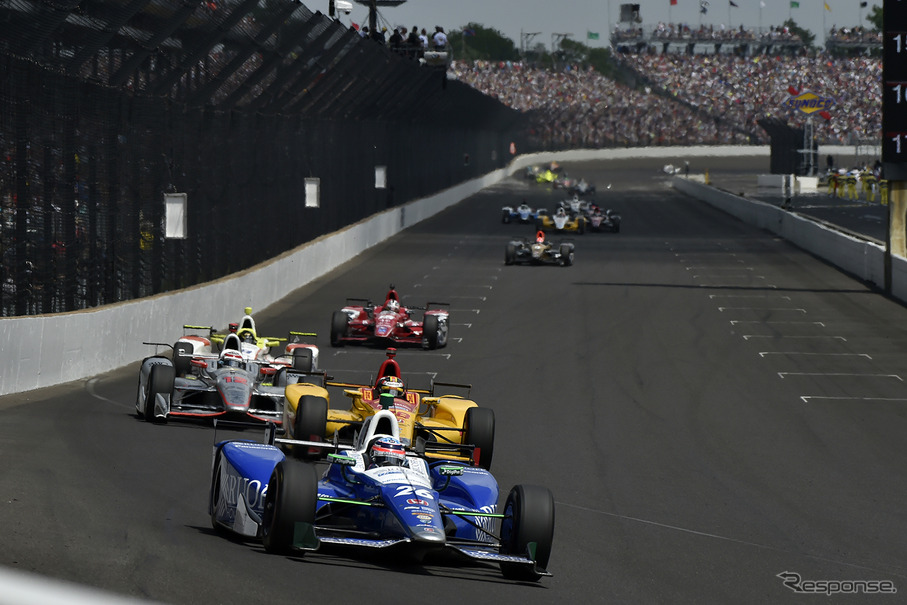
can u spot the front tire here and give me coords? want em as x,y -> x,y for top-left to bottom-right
261,460 -> 318,555
505,243 -> 516,265
500,484 -> 555,582
293,395 -> 328,460
330,311 -> 348,347
463,406 -> 495,470
144,364 -> 174,422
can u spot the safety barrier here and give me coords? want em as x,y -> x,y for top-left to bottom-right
2,144 -> 892,396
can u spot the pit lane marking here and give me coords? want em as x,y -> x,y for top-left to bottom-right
719,307 -> 806,313
801,396 -> 907,403
712,295 -> 791,300
694,274 -> 765,279
758,352 -> 872,359
778,372 -> 902,380
743,335 -> 844,341
731,321 -> 825,326
702,284 -> 778,289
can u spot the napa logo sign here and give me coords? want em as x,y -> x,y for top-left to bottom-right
783,88 -> 835,117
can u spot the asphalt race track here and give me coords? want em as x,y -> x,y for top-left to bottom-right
3,156 -> 907,604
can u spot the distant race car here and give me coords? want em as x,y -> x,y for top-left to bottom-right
283,347 -> 496,470
330,285 -> 449,349
209,409 -> 555,582
505,232 -> 575,267
536,207 -> 586,234
136,312 -> 321,424
569,178 -> 596,196
587,206 -> 621,233
501,202 -> 538,224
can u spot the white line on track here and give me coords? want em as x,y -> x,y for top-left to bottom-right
452,323 -> 473,328
731,320 -> 825,326
687,266 -> 752,271
720,307 -> 806,313
801,396 -> 907,403
702,284 -> 777,288
86,377 -> 130,408
743,335 -> 844,341
557,501 -> 907,578
778,372 -> 902,380
451,309 -> 481,314
445,296 -> 487,301
694,275 -> 764,279
711,294 -> 790,300
758,352 -> 872,359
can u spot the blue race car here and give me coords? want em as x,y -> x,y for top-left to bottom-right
209,410 -> 555,581
501,201 -> 539,224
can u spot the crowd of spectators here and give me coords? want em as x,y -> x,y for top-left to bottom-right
449,45 -> 880,149
355,23 -> 449,60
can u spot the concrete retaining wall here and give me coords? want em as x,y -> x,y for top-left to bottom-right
0,144 -> 887,396
672,177 -> 906,300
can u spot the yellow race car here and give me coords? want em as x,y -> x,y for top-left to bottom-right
281,348 -> 496,469
536,207 -> 586,234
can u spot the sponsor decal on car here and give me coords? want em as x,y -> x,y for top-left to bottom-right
406,498 -> 430,506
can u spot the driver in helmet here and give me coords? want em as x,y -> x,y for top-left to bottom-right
377,376 -> 405,400
385,298 -> 401,314
239,330 -> 255,344
368,436 -> 406,468
220,350 -> 244,369
536,230 -> 546,244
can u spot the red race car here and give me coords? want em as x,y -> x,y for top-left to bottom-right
330,285 -> 450,349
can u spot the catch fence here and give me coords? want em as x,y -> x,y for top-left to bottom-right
0,0 -> 529,316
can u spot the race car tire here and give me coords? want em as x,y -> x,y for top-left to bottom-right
577,218 -> 585,235
464,406 -> 495,471
143,363 -> 174,423
293,395 -> 328,460
209,454 -> 229,533
423,315 -> 440,350
330,311 -> 348,347
292,348 -> 315,372
559,244 -> 574,267
505,243 -> 516,266
172,342 -> 192,377
499,484 -> 555,582
502,212 -> 510,224
612,221 -> 621,233
261,460 -> 318,555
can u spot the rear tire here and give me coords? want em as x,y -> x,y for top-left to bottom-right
464,406 -> 495,470
423,315 -> 440,350
292,348 -> 314,372
261,460 -> 318,555
330,311 -> 348,347
293,395 -> 328,460
505,243 -> 516,265
559,244 -> 574,267
500,484 -> 555,582
144,364 -> 174,422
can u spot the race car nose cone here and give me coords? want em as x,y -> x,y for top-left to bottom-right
411,528 -> 446,544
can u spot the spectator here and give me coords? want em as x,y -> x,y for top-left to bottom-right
418,28 -> 429,52
406,26 -> 421,58
432,26 -> 448,49
389,27 -> 404,51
